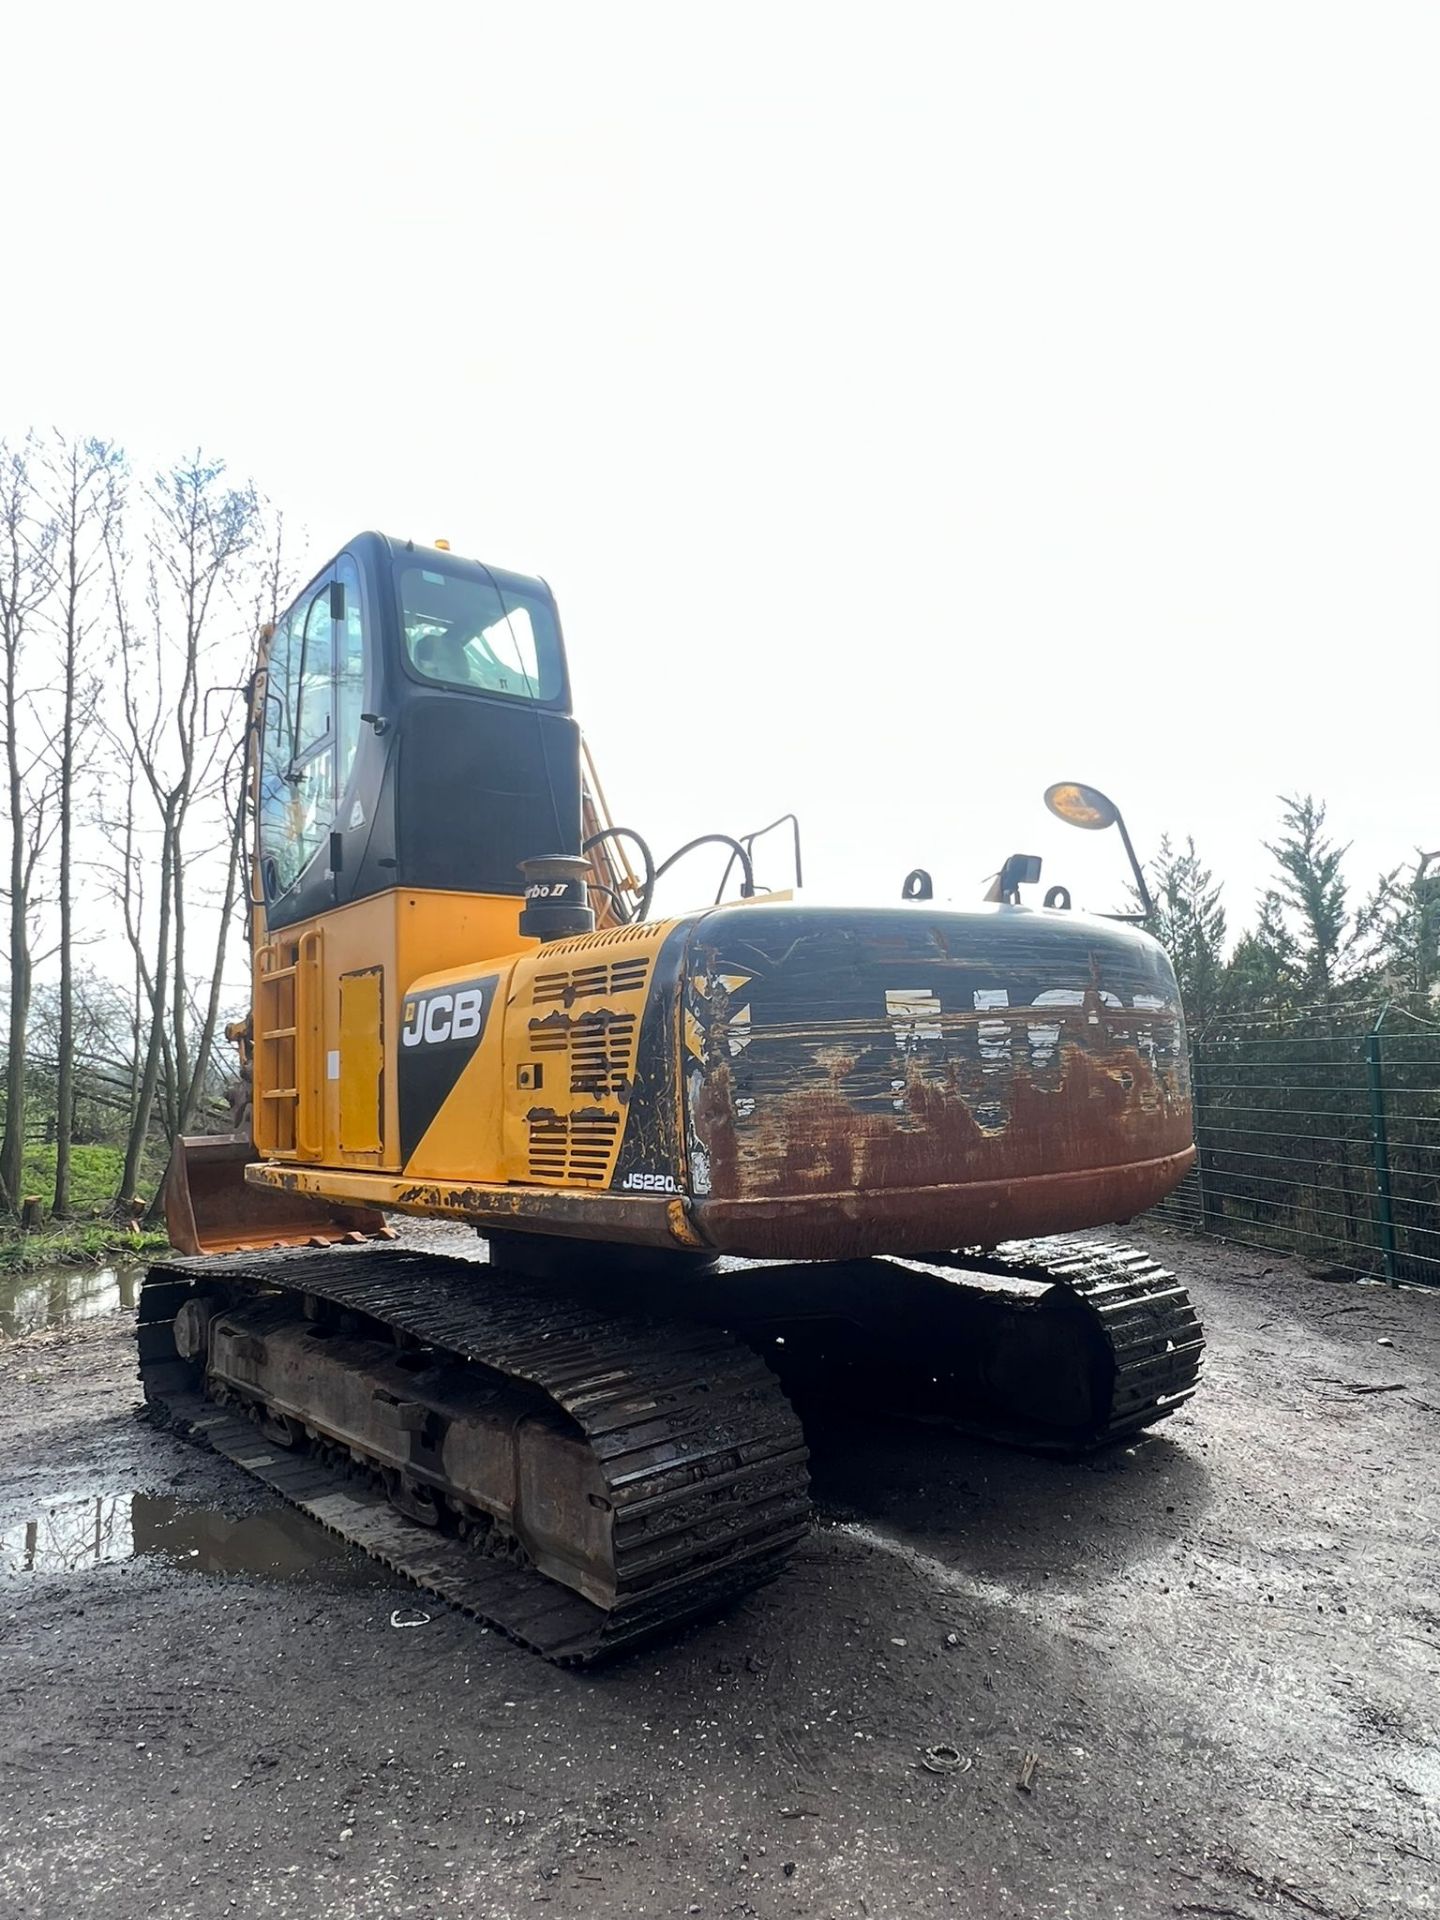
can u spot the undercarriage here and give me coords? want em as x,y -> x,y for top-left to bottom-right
138,1238 -> 1202,1662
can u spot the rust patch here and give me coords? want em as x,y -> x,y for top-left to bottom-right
693,1059 -> 741,1200
687,1006 -> 1198,1228
691,1022 -> 1191,1211
691,1147 -> 1196,1260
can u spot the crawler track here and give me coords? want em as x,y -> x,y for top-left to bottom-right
139,1246 -> 810,1664
138,1236 -> 1201,1660
930,1237 -> 1207,1445
662,1237 -> 1206,1452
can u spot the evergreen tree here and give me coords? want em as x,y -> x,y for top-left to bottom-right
1225,892 -> 1301,1012
1263,794 -> 1357,1005
1144,835 -> 1228,1024
1363,849 -> 1440,1001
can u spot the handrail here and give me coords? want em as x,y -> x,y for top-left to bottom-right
295,929 -> 324,1159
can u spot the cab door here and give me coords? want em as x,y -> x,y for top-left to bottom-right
254,573 -> 340,1160
258,573 -> 339,918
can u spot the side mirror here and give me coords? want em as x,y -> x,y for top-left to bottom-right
1043,781 -> 1153,919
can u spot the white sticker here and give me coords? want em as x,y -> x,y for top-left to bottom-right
1026,990 -> 1083,1067
326,1050 -> 340,1081
973,988 -> 1010,1062
349,800 -> 365,830
885,988 -> 943,1048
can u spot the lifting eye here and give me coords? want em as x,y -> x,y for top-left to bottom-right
1044,885 -> 1072,910
902,868 -> 933,901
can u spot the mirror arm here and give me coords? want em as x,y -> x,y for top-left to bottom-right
1113,810 -> 1153,920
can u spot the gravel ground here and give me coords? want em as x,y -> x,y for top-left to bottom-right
1,1226 -> 1436,1920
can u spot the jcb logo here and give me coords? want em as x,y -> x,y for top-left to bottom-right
401,976 -> 497,1050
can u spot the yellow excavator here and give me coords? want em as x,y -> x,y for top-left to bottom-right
139,532 -> 1203,1662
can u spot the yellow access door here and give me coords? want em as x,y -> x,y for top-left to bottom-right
338,966 -> 384,1157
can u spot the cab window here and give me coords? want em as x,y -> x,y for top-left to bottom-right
259,575 -> 340,896
397,562 -> 562,702
296,587 -> 335,755
335,555 -> 366,792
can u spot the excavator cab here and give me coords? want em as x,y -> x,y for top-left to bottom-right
254,533 -> 579,932
168,533 -> 584,1253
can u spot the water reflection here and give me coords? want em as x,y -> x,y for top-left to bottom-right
0,1492 -> 378,1585
0,1265 -> 140,1339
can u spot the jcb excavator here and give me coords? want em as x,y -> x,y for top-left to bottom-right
139,531 -> 1203,1662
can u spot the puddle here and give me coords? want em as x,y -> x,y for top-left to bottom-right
0,1265 -> 142,1339
0,1492 -> 383,1586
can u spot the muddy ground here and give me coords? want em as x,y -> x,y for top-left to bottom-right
1,1227 -> 1436,1920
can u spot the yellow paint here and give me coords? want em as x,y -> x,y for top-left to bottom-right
251,887 -> 540,1171
245,1159 -> 696,1247
665,1196 -> 705,1248
500,919 -> 675,1190
338,969 -> 384,1155
249,880 -> 684,1200
253,943 -> 300,1158
398,955 -> 512,1182
683,1007 -> 704,1061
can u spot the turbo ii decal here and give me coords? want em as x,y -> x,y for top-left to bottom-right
398,973 -> 499,1162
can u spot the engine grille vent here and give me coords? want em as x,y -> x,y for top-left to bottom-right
529,924 -> 660,960
569,1012 -> 638,1098
518,948 -> 653,1187
526,1008 -> 639,1096
533,957 -> 651,1007
526,1108 -> 621,1185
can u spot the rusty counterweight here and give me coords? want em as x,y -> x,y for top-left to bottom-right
680,903 -> 1194,1260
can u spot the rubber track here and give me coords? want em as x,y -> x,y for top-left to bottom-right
941,1236 -> 1206,1444
138,1247 -> 810,1664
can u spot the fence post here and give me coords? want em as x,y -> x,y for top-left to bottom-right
1365,1012 -> 1399,1287
1192,1033 -> 1220,1236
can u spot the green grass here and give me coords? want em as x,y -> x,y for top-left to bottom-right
17,1142 -> 156,1212
0,1221 -> 169,1275
0,1142 -> 170,1272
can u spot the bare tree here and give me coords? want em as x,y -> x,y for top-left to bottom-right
171,502 -> 294,1148
27,967 -> 152,1140
0,436 -> 58,1211
105,453 -> 260,1204
40,433 -> 125,1214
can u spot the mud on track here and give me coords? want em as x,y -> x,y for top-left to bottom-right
1,1227 -> 1436,1919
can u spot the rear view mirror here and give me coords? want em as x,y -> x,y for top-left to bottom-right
1044,782 -> 1117,830
1043,780 -> 1152,919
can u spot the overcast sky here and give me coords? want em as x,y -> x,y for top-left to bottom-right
3,2 -> 1434,939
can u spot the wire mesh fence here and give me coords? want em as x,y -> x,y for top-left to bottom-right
1148,1002 -> 1440,1286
